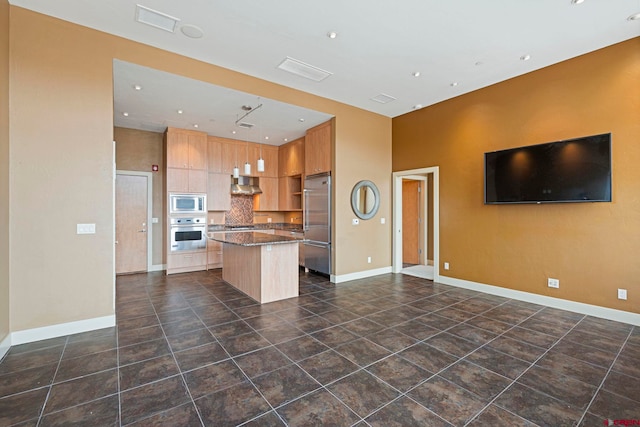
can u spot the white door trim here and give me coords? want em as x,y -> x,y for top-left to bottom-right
116,170 -> 153,272
393,167 -> 440,281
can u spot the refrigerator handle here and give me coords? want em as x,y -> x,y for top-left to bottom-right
303,189 -> 309,231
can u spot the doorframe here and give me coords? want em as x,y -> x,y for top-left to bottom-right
115,170 -> 153,272
402,175 -> 428,266
393,167 -> 439,280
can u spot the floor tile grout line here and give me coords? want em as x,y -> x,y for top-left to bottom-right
461,310 -> 588,426
576,327 -> 634,426
33,335 -> 70,427
138,293 -> 207,427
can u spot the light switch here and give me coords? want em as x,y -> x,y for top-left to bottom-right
380,218 -> 386,224
152,218 -> 159,224
77,223 -> 96,234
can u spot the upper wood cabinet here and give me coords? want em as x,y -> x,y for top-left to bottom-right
220,139 -> 250,175
253,177 -> 279,211
305,121 -> 332,175
278,138 -> 304,177
207,136 -> 223,173
166,127 -> 207,170
250,144 -> 279,178
167,168 -> 207,193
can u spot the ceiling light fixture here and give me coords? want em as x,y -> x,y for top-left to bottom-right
571,0 -> 585,4
412,71 -> 421,77
475,61 -> 483,66
628,12 -> 640,20
450,82 -> 458,87
413,104 -> 423,110
327,31 -> 338,39
123,112 -> 129,117
177,109 -> 183,114
299,118 -> 305,122
193,124 -> 199,128
520,54 -> 531,61
133,84 -> 142,91
180,24 -> 204,39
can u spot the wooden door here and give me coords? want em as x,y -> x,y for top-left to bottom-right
116,174 -> 148,274
402,180 -> 420,265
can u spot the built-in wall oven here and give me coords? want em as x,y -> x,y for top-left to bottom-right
169,193 -> 206,215
170,217 -> 207,252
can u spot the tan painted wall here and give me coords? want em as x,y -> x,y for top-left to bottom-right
393,38 -> 640,313
114,127 -> 165,266
0,0 -> 10,343
8,7 -> 391,332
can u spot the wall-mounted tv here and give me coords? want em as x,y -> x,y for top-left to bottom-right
484,133 -> 612,204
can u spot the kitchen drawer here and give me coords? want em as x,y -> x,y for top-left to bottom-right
207,250 -> 223,269
208,241 -> 222,252
167,252 -> 207,270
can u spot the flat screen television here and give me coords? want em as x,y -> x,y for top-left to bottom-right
484,133 -> 612,204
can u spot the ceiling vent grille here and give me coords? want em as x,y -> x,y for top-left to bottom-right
135,5 -> 180,33
371,93 -> 397,104
237,122 -> 254,129
277,57 -> 333,82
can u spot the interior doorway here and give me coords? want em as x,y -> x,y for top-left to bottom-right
393,167 -> 439,281
115,171 -> 153,274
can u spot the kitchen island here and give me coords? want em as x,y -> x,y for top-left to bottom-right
209,232 -> 302,303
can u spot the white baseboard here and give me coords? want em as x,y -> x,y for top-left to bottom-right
11,315 -> 116,346
149,264 -> 166,272
438,275 -> 640,326
332,266 -> 393,284
0,333 -> 10,360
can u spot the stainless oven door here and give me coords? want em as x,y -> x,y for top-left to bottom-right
170,225 -> 207,252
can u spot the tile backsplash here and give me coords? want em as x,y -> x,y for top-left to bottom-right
226,196 -> 254,225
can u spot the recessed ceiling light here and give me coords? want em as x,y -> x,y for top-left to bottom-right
571,0 -> 585,4
413,104 -> 423,110
264,136 -> 269,140
450,82 -> 458,87
232,130 -> 237,134
193,124 -> 199,128
412,71 -> 421,77
327,31 -> 337,39
181,24 -> 204,39
299,118 -> 305,122
177,109 -> 183,114
133,84 -> 142,91
284,138 -> 289,142
628,12 -> 640,21
475,61 -> 483,66
122,112 -> 129,117
520,54 -> 531,61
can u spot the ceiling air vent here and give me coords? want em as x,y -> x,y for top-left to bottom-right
237,122 -> 254,129
135,4 -> 180,33
371,93 -> 397,104
277,57 -> 333,82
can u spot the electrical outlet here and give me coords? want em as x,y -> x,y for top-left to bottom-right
367,256 -> 371,264
380,218 -> 386,224
267,217 -> 272,223
618,289 -> 627,300
444,262 -> 450,270
152,218 -> 159,224
548,278 -> 560,289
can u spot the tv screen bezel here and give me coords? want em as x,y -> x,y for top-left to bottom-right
484,133 -> 612,205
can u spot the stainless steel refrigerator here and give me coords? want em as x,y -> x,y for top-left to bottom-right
304,172 -> 331,275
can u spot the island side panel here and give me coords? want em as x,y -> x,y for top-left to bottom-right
260,243 -> 299,303
222,243 -> 262,301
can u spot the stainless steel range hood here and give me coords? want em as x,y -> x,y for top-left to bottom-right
230,176 -> 263,195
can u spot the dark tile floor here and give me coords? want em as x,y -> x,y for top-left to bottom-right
1,269 -> 638,426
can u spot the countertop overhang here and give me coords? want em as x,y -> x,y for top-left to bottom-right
209,231 -> 303,247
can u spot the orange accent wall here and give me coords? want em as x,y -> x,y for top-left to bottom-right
393,38 -> 640,313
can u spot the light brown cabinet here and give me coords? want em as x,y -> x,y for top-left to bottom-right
278,138 -> 304,177
220,140 -> 239,175
207,240 -> 223,269
250,144 -> 279,177
167,252 -> 207,273
207,173 -> 231,211
278,176 -> 302,211
253,177 -> 279,211
166,128 -> 208,193
207,136 -> 223,173
305,121 -> 331,175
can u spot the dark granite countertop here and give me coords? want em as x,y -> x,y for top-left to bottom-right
209,231 -> 303,246
208,223 -> 303,233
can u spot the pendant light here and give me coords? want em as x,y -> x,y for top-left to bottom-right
257,97 -> 265,172
243,128 -> 251,175
233,144 -> 240,178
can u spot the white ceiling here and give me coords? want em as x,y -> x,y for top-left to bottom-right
9,0 -> 640,142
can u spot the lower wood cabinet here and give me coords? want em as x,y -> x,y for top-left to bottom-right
207,241 -> 223,269
167,251 -> 207,274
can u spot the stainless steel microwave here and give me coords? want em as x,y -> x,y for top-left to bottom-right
169,193 -> 206,215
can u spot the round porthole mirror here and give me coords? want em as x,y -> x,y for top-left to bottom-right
351,180 -> 380,220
